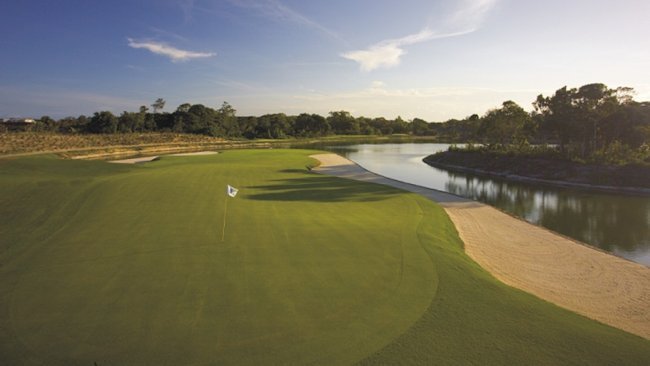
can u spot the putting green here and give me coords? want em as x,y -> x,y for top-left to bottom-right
0,150 -> 648,365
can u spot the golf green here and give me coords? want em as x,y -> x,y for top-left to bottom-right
0,150 -> 648,365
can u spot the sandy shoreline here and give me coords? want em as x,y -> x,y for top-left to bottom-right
310,153 -> 650,339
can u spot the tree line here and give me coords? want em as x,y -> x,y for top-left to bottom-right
456,83 -> 650,163
6,82 -> 649,162
19,100 -> 413,138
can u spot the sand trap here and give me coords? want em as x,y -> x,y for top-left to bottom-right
169,151 -> 219,157
110,151 -> 218,164
109,156 -> 159,164
310,153 -> 650,339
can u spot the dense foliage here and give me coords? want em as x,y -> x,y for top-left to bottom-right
3,82 -> 648,163
4,101 -> 412,138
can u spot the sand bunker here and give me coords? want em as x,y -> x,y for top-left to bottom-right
310,153 -> 650,339
109,156 -> 159,164
110,151 -> 218,164
169,151 -> 219,157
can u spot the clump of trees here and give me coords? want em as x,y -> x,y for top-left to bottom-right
450,83 -> 649,165
533,84 -> 649,162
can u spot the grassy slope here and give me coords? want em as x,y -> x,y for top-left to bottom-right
0,150 -> 648,365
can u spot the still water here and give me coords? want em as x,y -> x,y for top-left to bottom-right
325,143 -> 650,266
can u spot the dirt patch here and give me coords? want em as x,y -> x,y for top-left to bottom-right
311,153 -> 650,339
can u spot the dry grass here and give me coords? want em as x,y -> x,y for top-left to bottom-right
0,132 -> 228,155
0,132 -> 289,160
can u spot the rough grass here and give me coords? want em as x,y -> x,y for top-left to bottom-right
0,149 -> 648,365
0,132 -> 230,155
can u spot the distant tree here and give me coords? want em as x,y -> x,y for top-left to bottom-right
370,117 -> 391,135
599,101 -> 650,149
534,83 -> 637,157
176,103 -> 191,113
478,100 -> 533,146
390,116 -> 409,134
327,111 -> 359,135
186,104 -> 217,135
217,101 -> 240,137
356,116 -> 376,135
36,116 -> 57,132
238,116 -> 258,139
410,118 -> 430,136
88,111 -> 118,134
169,105 -> 187,132
151,98 -> 166,114
76,115 -> 89,132
259,113 -> 291,138
294,113 -> 330,137
118,111 -> 135,133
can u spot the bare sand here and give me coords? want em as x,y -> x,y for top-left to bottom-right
311,153 -> 650,339
169,151 -> 219,157
109,151 -> 218,164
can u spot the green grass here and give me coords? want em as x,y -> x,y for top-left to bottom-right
0,149 -> 648,365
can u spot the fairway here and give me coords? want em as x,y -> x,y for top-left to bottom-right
0,150 -> 648,365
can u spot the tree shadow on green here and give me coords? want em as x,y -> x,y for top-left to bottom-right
246,175 -> 401,202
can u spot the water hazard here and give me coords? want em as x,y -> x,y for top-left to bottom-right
324,143 -> 650,266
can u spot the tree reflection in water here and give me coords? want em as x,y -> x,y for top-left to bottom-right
325,142 -> 650,265
445,171 -> 650,261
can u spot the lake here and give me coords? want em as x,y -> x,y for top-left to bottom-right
324,143 -> 650,266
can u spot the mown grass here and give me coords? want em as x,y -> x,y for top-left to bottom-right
0,149 -> 648,365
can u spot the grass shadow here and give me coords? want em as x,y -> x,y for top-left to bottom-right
246,175 -> 400,202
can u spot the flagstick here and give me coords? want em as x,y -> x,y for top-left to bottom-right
221,197 -> 229,242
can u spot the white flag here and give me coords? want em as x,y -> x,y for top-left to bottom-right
227,185 -> 239,198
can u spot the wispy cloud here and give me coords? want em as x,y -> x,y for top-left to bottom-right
341,28 -> 473,72
228,0 -> 343,43
127,38 -> 215,62
445,0 -> 498,32
342,0 -> 498,71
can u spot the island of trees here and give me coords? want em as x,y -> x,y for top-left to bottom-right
423,83 -> 650,190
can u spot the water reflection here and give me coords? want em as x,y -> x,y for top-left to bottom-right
325,143 -> 650,266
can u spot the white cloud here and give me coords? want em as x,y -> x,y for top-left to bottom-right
127,38 -> 215,62
341,0 -> 498,71
341,29 -> 472,72
341,44 -> 403,72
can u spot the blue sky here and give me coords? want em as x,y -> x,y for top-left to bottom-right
1,0 -> 649,120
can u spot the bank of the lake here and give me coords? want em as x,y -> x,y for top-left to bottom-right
423,150 -> 650,195
312,153 -> 650,341
326,143 -> 650,265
